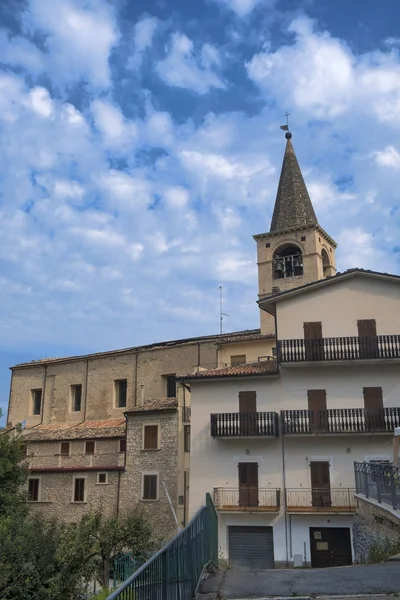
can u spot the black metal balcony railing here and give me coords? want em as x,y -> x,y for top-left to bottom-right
210,412 -> 279,438
355,461 -> 400,510
286,488 -> 355,512
279,335 -> 400,363
214,487 -> 281,510
282,407 -> 400,435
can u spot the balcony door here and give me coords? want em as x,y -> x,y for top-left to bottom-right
363,387 -> 385,431
304,322 -> 324,361
308,389 -> 328,433
358,319 -> 379,359
310,461 -> 331,508
239,391 -> 257,436
238,462 -> 259,507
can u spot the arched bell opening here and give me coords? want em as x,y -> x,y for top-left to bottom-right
321,248 -> 335,277
273,244 -> 303,279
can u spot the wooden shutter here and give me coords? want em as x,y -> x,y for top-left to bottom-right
363,387 -> 383,411
74,478 -> 85,502
144,425 -> 158,450
238,463 -> 259,507
307,390 -> 327,412
307,389 -> 328,432
143,474 -> 157,499
239,391 -> 257,413
358,319 -> 377,337
310,461 -> 331,508
85,441 -> 95,455
60,442 -> 70,455
304,322 -> 323,339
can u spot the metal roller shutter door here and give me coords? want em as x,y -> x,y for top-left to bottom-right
229,526 -> 274,569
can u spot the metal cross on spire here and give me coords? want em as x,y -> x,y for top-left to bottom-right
280,112 -> 292,139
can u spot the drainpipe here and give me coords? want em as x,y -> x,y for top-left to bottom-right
134,353 -> 138,406
116,470 -> 121,517
281,427 -> 289,566
83,358 -> 89,422
39,365 -> 47,425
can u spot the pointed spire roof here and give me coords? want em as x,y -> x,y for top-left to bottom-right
270,132 -> 318,232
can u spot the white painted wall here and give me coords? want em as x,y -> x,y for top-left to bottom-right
189,362 -> 397,562
275,277 -> 400,339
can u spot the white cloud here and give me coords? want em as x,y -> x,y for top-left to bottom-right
211,0 -> 266,17
22,0 -> 119,89
91,100 -> 138,151
374,146 -> 400,168
156,33 -> 225,94
247,16 -> 400,123
129,15 -> 159,69
28,87 -> 53,117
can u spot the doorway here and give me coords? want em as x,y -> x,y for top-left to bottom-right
309,527 -> 352,567
363,387 -> 385,431
304,322 -> 324,361
239,391 -> 257,436
310,461 -> 331,508
308,390 -> 328,433
238,462 -> 259,507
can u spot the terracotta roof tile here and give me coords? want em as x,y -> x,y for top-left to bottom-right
125,398 -> 178,414
181,359 -> 279,380
23,419 -> 126,441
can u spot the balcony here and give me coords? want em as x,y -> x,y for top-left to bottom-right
355,461 -> 400,511
214,487 -> 281,512
278,335 -> 400,364
286,488 -> 355,513
210,412 -> 279,438
282,408 -> 400,435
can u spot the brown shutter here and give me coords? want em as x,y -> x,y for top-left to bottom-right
310,461 -> 331,507
238,463 -> 259,507
144,425 -> 158,450
304,322 -> 323,339
231,355 -> 246,366
307,390 -> 327,412
239,391 -> 257,413
357,319 -> 377,337
363,387 -> 383,410
308,390 -> 327,432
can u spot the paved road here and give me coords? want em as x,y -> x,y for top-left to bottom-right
200,563 -> 400,599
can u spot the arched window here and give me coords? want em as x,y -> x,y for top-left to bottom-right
321,248 -> 330,274
273,244 -> 303,279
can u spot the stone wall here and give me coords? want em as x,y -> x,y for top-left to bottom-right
8,339 -> 219,426
26,469 -> 121,522
353,495 -> 400,563
119,409 -> 179,543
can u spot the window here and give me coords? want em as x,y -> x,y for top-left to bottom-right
143,425 -> 159,450
166,375 -> 176,398
273,244 -> 303,279
31,389 -> 42,415
272,347 -> 277,357
28,478 -> 40,501
230,355 -> 246,367
178,495 -> 184,505
119,438 -> 126,452
97,473 -> 107,484
71,384 -> 82,412
184,425 -> 190,453
142,474 -> 158,500
115,379 -> 127,408
85,440 -> 95,455
73,478 -> 85,502
60,442 -> 70,456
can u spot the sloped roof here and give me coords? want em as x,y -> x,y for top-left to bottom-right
125,397 -> 178,414
258,268 -> 400,312
181,359 -> 279,381
270,134 -> 318,232
23,418 -> 126,441
11,329 -> 263,369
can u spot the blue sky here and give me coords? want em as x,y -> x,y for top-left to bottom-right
1,0 -> 400,419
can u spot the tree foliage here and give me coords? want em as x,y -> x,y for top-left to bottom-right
0,411 -> 157,599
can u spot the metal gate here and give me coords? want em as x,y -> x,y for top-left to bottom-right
228,526 -> 274,569
310,527 -> 352,568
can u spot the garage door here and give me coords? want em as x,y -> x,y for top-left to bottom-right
229,526 -> 274,569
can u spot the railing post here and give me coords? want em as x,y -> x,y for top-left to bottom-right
390,468 -> 398,510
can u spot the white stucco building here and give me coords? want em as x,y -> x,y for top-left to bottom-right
184,133 -> 400,569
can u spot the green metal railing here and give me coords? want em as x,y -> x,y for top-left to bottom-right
106,493 -> 218,600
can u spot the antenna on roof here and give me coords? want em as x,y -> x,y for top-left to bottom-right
218,286 -> 229,335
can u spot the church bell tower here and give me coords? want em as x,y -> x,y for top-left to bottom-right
254,131 -> 337,334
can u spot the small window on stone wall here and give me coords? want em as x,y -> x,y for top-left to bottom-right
85,441 -> 95,455
142,474 -> 158,500
97,473 -> 108,485
115,379 -> 127,408
119,438 -> 126,452
60,442 -> 70,456
143,425 -> 159,450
